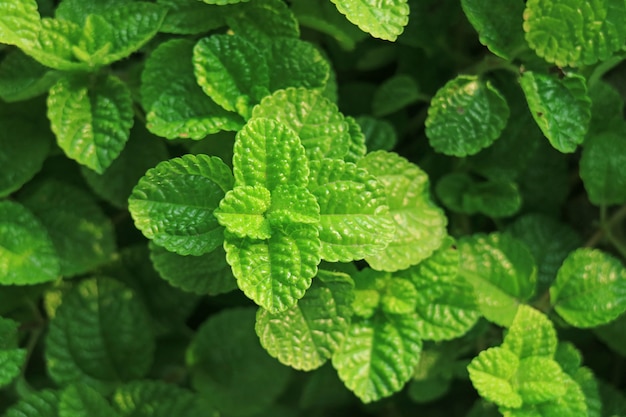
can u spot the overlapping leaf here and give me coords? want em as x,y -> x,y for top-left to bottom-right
265,38 -> 330,93
355,116 -> 397,151
3,390 -> 59,417
157,0 -> 227,34
501,305 -> 558,359
0,0 -> 41,50
0,50 -> 61,102
330,0 -> 410,41
0,317 -> 27,388
343,116 -> 367,163
59,384 -> 119,417
225,0 -> 299,44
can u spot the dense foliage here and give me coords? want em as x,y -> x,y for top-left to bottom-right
1,0 -> 626,416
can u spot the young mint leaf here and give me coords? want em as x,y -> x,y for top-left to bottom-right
332,313 -> 422,403
307,158 -> 394,262
224,223 -> 321,313
113,380 -> 212,417
19,180 -> 116,277
29,17 -> 87,70
215,185 -> 272,240
47,73 -> 133,174
501,305 -> 558,359
580,127 -> 626,205
372,74 -> 422,117
59,384 -> 119,417
225,0 -> 299,44
519,71 -> 591,153
256,270 -> 354,371
550,248 -> 626,328
45,277 -> 155,392
193,34 -> 270,119
128,154 -> 233,256
343,116 -> 367,163
3,390 -> 59,417
0,200 -> 59,285
233,118 -> 308,190
458,233 -> 537,326
267,185 -> 321,226
468,348 -> 522,408
461,0 -> 527,60
514,357 -> 568,405
157,0 -> 227,34
329,0 -> 410,41
381,277 -> 418,314
250,87 -> 351,161
0,317 -> 27,388
358,151 -> 447,271
0,50 -> 61,102
355,115 -> 398,151
523,0 -> 626,67
426,75 -> 510,157
187,308 -> 291,416
0,0 -> 40,49
149,242 -> 237,295
266,38 -> 330,93
351,268 -> 384,318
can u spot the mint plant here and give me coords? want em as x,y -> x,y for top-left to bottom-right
2,0 -> 626,416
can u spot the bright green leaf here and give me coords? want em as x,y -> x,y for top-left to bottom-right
351,268 -> 384,318
580,127 -> 626,205
0,317 -> 27,388
3,390 -> 59,417
267,185 -> 321,226
519,71 -> 591,153
380,277 -> 418,314
216,185 -> 273,240
27,18 -> 88,71
515,356 -> 567,405
329,0 -> 410,41
0,200 -> 59,285
59,384 -> 119,417
0,0 -> 41,50
343,116 -> 367,163
551,248 -> 626,328
128,154 -> 233,256
502,305 -> 558,359
574,367 -> 602,417
468,347 -> 522,408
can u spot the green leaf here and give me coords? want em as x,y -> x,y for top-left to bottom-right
45,277 -> 155,392
308,158 -> 394,262
351,268 -> 384,318
514,357 -> 568,405
59,384 -> 119,417
461,0 -> 527,60
550,248 -> 626,328
426,75 -> 510,157
0,317 -> 27,388
265,38 -> 330,93
332,313 -> 422,403
256,270 -> 354,370
157,0 -> 227,34
233,118 -> 309,190
554,342 -> 583,375
54,0 -> 127,22
19,180 -> 116,277
0,0 -> 40,50
519,71 -> 591,153
398,241 -> 481,340
574,367 -> 602,417
113,380 -> 211,417
193,34 -> 270,119
580,127 -> 626,205
501,305 -> 558,359
468,347 -> 522,408
215,185 -> 272,240
0,200 -> 59,285
343,116 -> 367,163
3,390 -> 59,417
358,151 -> 448,271
372,74 -> 422,117
355,115 -> 398,152
0,49 -> 61,102
187,308 -> 291,416
0,116 -> 52,197
458,233 -> 537,326
47,73 -> 134,174
523,0 -> 626,67
381,277 -> 418,314
329,0 -> 410,41
250,87 -> 351,161
128,154 -> 233,256
267,185 -> 321,226
225,0 -> 299,43
224,223 -> 321,313
27,18 -> 88,71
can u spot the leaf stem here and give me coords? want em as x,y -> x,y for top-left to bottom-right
584,203 -> 626,258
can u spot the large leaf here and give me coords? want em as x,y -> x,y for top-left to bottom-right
45,277 -> 155,393
113,380 -> 210,417
425,75 -> 510,157
0,317 -> 27,388
47,73 -> 134,174
332,312 -> 422,403
0,201 -> 59,285
523,0 -> 626,67
550,248 -> 626,328
128,154 -> 233,256
329,0 -> 410,41
358,151 -> 447,271
256,270 -> 354,370
580,127 -> 626,205
519,71 -> 591,153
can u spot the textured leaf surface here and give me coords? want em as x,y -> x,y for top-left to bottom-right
330,0 -> 410,41
0,50 -> 61,102
580,128 -> 626,205
215,186 -> 272,240
358,151 -> 447,271
551,248 -> 626,328
128,154 -> 233,256
519,71 -> 591,153
458,233 -> 537,326
343,116 -> 367,163
47,74 -> 133,173
265,38 -> 330,93
426,75 -> 510,157
59,384 -> 119,417
251,88 -> 351,161
3,390 -> 59,417
157,0 -> 226,34
0,0 -> 40,49
502,305 -> 558,359
45,277 -> 155,392
514,357 -> 567,405
332,313 -> 422,403
356,116 -> 397,152
372,75 -> 422,117
0,317 -> 26,388
523,0 -> 626,67
468,347 -> 522,408
193,34 -> 269,119
225,0 -> 299,43
256,270 -> 353,370
187,308 -> 291,416
113,380 -> 210,417
0,201 -> 59,285
308,158 -> 394,262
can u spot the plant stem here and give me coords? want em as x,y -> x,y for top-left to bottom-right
584,204 -> 626,258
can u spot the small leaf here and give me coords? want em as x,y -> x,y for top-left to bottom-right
128,154 -> 233,256
426,75 -> 510,157
3,390 -> 59,417
358,151 -> 447,271
551,248 -> 626,328
0,317 -> 27,388
59,384 -> 119,417
501,305 -> 558,359
580,127 -> 626,205
519,71 -> 591,153
355,115 -> 398,152
372,74 -> 422,117
514,356 -> 567,405
330,0 -> 410,41
256,270 -> 354,370
523,0 -> 626,67
0,49 -> 61,102
0,200 -> 59,285
468,347 -> 522,408
215,186 -> 272,240
332,313 -> 423,403
458,233 -> 537,326
47,73 -> 134,173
